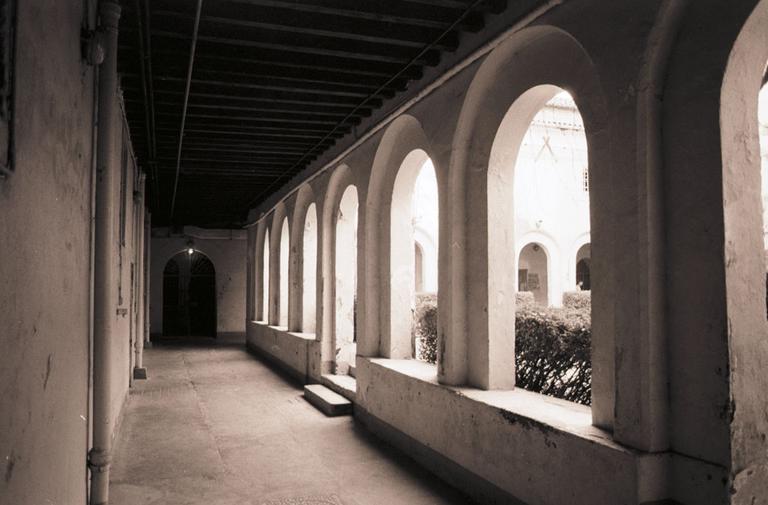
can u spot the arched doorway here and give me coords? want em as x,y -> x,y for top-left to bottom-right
576,243 -> 591,291
162,251 -> 216,337
518,242 -> 548,306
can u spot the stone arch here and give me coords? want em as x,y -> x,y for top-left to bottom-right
364,114 -> 440,359
718,0 -> 768,487
571,232 -> 591,290
516,242 -> 549,306
258,221 -> 271,322
269,203 -> 288,326
320,164 -> 358,374
574,243 -> 591,292
161,249 -> 216,337
447,25 -> 612,415
653,1 -> 768,483
290,183 -> 318,333
278,216 -> 290,328
516,231 -> 561,307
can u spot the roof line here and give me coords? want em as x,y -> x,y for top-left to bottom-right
244,0 -> 564,228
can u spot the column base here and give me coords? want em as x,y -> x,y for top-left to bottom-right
133,367 -> 147,380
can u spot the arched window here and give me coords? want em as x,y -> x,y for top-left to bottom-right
262,232 -> 269,322
303,203 -> 318,333
390,152 -> 439,363
491,85 -> 591,405
513,89 -> 589,307
335,185 -> 358,374
279,217 -> 289,327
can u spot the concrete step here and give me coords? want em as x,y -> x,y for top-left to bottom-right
321,374 -> 357,402
303,384 -> 352,417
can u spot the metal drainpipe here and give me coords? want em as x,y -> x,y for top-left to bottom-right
144,211 -> 151,345
89,1 -> 121,504
134,174 -> 147,378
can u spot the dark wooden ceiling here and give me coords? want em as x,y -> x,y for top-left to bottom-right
118,0 -> 537,228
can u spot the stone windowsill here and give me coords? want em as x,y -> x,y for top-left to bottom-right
249,321 -> 317,341
366,357 -> 626,452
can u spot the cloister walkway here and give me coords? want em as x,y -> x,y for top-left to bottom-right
109,339 -> 472,505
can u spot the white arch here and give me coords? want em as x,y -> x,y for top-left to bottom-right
262,231 -> 270,322
278,217 -> 290,328
364,114 -> 441,360
516,231 -> 561,307
570,232 -> 591,289
302,203 -> 318,333
335,185 -> 358,372
448,25 -> 611,405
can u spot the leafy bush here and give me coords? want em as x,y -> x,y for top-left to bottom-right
414,293 -> 437,364
562,290 -> 591,311
515,306 -> 591,405
515,291 -> 535,309
410,291 -> 592,406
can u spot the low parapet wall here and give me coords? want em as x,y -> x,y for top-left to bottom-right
246,320 -> 318,384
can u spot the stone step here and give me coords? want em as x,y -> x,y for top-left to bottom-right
321,373 -> 357,402
303,384 -> 352,417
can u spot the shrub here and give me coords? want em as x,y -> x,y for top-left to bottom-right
410,291 -> 592,404
562,290 -> 591,311
414,293 -> 437,364
515,291 -> 535,309
515,305 -> 591,405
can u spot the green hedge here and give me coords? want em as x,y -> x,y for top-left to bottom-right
515,291 -> 535,309
515,306 -> 591,405
411,292 -> 592,406
562,290 -> 591,311
414,293 -> 437,364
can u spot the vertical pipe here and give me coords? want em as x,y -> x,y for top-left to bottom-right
89,2 -> 121,504
133,173 -> 147,378
144,212 -> 151,345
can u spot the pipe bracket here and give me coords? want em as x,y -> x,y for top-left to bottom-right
87,448 -> 112,473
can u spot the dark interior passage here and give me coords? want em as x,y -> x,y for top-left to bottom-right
162,251 -> 216,337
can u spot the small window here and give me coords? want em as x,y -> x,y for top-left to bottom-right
0,0 -> 16,179
518,268 -> 529,291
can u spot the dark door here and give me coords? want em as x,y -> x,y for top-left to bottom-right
162,251 -> 217,337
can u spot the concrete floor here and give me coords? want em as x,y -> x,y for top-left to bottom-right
110,338 -> 473,505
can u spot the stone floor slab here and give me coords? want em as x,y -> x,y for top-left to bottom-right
109,340 -> 473,505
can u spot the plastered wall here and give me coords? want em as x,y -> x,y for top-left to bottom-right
0,1 -> 95,503
0,3 -> 150,503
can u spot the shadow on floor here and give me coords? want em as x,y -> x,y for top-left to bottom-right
114,335 -> 477,505
149,333 -> 246,348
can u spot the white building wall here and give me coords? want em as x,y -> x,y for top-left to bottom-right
514,92 -> 590,306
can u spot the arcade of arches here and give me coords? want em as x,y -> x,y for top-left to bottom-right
4,2 -> 768,505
